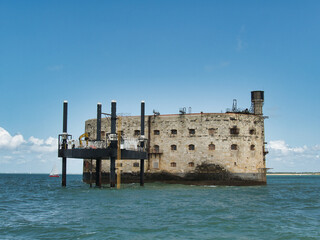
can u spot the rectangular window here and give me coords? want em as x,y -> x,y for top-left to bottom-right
134,130 -> 140,136
133,162 -> 139,167
230,127 -> 239,135
189,129 -> 195,135
154,130 -> 160,135
171,129 -> 177,135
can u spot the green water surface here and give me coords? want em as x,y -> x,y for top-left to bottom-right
0,174 -> 319,239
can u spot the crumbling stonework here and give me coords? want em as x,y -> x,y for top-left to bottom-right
83,109 -> 267,185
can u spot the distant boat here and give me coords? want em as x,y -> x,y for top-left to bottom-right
49,164 -> 60,178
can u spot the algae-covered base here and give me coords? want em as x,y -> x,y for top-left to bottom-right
83,172 -> 266,186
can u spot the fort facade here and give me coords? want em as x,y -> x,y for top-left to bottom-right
83,91 -> 267,185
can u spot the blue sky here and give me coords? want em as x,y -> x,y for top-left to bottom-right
0,0 -> 319,173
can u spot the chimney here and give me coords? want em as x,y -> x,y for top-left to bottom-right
251,91 -> 264,115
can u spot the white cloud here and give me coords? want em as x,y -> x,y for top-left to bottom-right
267,140 -> 320,172
0,127 -> 25,149
28,136 -> 57,153
0,127 -> 81,173
29,136 -> 44,145
0,127 -> 57,153
269,140 -> 307,155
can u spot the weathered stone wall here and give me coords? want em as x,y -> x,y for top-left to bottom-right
83,111 -> 267,184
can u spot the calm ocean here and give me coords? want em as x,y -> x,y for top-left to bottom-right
0,174 -> 319,239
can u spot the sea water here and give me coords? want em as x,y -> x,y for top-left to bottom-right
0,174 -> 319,239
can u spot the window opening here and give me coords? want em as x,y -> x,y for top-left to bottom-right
249,129 -> 256,135
134,130 -> 140,136
230,126 -> 240,135
170,162 -> 177,167
189,144 -> 195,150
189,129 -> 195,135
154,145 -> 160,153
231,144 -> 238,150
209,144 -> 215,150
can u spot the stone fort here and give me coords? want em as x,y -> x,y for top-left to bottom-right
83,91 -> 267,185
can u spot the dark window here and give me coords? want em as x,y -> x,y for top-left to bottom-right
234,162 -> 237,166
101,131 -> 106,139
170,162 -> 176,167
154,145 -> 160,153
208,128 -> 217,136
249,129 -> 256,135
117,163 -> 123,167
189,144 -> 195,150
231,144 -> 238,150
209,144 -> 215,150
134,130 -> 140,136
171,145 -> 177,151
188,162 -> 194,167
189,129 -> 195,135
171,129 -> 177,135
250,145 -> 255,150
133,162 -> 139,167
230,126 -> 240,135
154,130 -> 160,135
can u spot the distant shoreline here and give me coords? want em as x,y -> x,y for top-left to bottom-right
0,173 -> 82,175
267,173 -> 320,176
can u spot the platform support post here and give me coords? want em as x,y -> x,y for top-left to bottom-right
140,101 -> 145,186
90,159 -> 93,188
110,101 -> 117,188
96,103 -> 102,187
62,101 -> 68,187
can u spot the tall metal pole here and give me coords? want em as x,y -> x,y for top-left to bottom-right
62,101 -> 68,187
96,103 -> 102,187
117,117 -> 121,189
110,100 -> 117,188
140,101 -> 145,186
